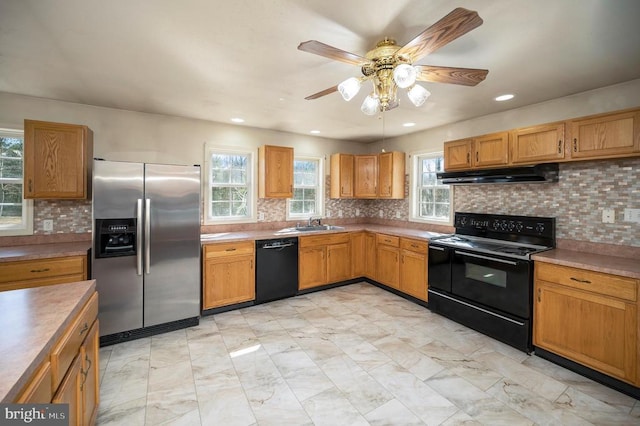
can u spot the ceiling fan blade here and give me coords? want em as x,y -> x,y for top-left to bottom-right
298,40 -> 370,66
416,65 -> 488,86
305,85 -> 339,100
396,8 -> 483,62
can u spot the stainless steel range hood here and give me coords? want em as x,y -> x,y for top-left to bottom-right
437,163 -> 559,185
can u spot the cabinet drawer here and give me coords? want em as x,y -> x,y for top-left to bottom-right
536,263 -> 637,302
0,256 -> 86,284
50,292 -> 98,391
377,234 -> 399,247
400,238 -> 428,254
15,361 -> 52,403
204,241 -> 254,258
300,233 -> 349,247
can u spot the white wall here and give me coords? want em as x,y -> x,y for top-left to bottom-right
0,93 -> 367,167
371,79 -> 640,167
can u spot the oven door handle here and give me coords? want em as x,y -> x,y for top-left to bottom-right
455,250 -> 518,266
429,246 -> 446,251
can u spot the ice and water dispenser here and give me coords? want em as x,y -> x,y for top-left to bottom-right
94,218 -> 137,258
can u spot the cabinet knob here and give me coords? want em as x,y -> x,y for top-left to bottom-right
28,179 -> 32,193
476,152 -> 479,162
573,138 -> 577,152
79,322 -> 89,336
30,268 -> 50,273
558,140 -> 563,154
570,277 -> 591,284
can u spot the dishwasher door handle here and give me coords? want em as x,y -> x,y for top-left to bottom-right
262,243 -> 295,249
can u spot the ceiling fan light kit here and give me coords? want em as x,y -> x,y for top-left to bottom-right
298,7 -> 488,116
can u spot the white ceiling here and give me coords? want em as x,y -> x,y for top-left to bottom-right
1,0 -> 640,143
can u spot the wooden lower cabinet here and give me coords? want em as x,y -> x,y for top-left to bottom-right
399,238 -> 428,301
202,241 -> 255,309
0,255 -> 88,292
17,290 -> 99,425
350,232 -> 365,278
299,233 -> 350,290
534,263 -> 638,385
376,234 -> 400,290
364,232 -> 376,280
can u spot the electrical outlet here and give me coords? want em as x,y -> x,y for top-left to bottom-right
602,208 -> 615,224
379,210 -> 384,218
326,210 -> 331,217
624,208 -> 640,223
395,210 -> 401,219
258,212 -> 265,221
43,219 -> 53,231
338,209 -> 343,218
355,209 -> 360,216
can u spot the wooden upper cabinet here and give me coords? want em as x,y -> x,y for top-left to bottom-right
258,145 -> 293,198
24,120 -> 93,199
443,139 -> 473,171
330,153 -> 354,198
568,109 -> 640,160
378,151 -> 405,199
474,132 -> 509,168
354,154 -> 377,198
511,122 -> 566,164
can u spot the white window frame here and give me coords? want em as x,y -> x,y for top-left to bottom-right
203,144 -> 257,224
0,128 -> 33,236
409,150 -> 453,225
286,155 -> 324,221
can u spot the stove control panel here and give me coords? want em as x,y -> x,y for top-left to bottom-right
454,212 -> 555,242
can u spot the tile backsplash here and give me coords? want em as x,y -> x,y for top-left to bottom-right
4,158 -> 639,249
454,157 -> 640,247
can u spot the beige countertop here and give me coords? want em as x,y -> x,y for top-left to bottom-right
532,249 -> 640,279
201,224 -> 446,243
0,241 -> 91,263
0,280 -> 96,403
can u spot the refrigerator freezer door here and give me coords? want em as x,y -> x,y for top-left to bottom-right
143,164 -> 201,327
92,160 -> 145,336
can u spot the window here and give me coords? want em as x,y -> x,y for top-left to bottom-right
204,146 -> 255,224
410,152 -> 452,224
287,157 -> 324,220
0,129 -> 33,236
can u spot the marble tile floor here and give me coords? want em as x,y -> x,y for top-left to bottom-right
96,282 -> 640,426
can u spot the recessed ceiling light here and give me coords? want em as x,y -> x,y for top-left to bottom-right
310,130 -> 321,134
495,94 -> 514,102
403,122 -> 416,127
230,117 -> 245,123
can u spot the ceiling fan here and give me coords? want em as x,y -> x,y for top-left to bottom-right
298,7 -> 488,115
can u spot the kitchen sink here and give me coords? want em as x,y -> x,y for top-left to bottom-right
276,225 -> 345,233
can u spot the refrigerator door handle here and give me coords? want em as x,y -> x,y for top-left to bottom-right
145,198 -> 151,274
136,199 -> 143,275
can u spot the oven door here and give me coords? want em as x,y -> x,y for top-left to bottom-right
451,250 -> 532,318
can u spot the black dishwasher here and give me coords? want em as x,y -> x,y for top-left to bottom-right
255,237 -> 299,304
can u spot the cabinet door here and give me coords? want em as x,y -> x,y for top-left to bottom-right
377,245 -> 400,289
354,155 -> 378,198
443,139 -> 473,170
299,246 -> 327,290
364,233 -> 376,280
53,355 -> 82,426
15,361 -> 52,403
350,232 -> 365,278
400,249 -> 427,301
258,145 -> 293,198
330,153 -> 354,198
80,321 -> 100,426
378,152 -> 405,199
511,123 -> 566,164
568,110 -> 640,160
534,281 -> 637,384
203,255 -> 255,309
327,242 -> 351,283
474,132 -> 509,168
24,120 -> 92,199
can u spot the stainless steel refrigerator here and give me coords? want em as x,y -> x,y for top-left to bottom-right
92,159 -> 201,344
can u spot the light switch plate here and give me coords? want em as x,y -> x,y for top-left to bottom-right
624,208 -> 640,223
602,208 -> 615,223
